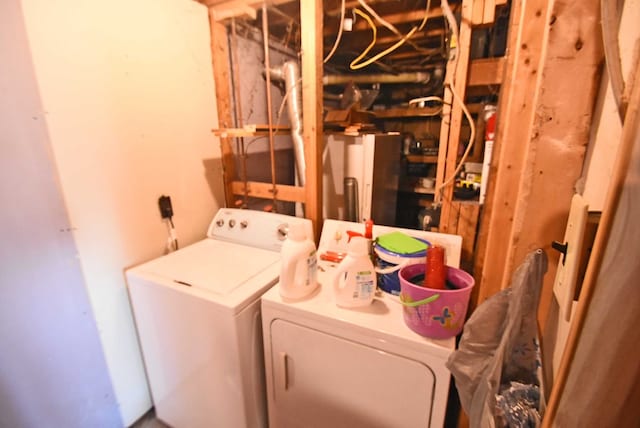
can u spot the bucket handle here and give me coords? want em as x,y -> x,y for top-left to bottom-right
399,293 -> 440,307
375,259 -> 410,275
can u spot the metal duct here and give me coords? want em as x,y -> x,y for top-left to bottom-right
269,61 -> 306,186
322,71 -> 431,86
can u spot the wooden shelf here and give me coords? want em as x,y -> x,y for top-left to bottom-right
406,155 -> 439,163
374,106 -> 442,119
212,124 -> 291,138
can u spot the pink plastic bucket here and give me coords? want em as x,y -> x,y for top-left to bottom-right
398,264 -> 475,339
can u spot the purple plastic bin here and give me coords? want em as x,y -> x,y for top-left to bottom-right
399,264 -> 475,339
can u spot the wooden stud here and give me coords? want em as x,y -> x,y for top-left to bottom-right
472,0 -> 486,26
437,0 -> 474,234
301,0 -> 323,241
473,0 -> 548,307
230,181 -> 307,202
209,16 -> 236,209
456,201 -> 481,264
483,0 -> 496,25
474,0 -> 603,332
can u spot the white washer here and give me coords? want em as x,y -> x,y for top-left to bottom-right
126,208 -> 312,428
261,219 -> 463,428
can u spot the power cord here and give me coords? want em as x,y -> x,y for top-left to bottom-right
158,195 -> 178,252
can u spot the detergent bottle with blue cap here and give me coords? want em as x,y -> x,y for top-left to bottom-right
332,236 -> 376,308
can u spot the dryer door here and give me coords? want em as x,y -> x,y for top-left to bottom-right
270,319 -> 436,428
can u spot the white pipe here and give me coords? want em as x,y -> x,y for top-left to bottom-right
322,71 -> 431,86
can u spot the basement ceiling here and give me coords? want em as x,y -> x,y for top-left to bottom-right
198,0 -> 510,108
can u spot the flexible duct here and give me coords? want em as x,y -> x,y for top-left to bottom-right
269,61 -> 306,186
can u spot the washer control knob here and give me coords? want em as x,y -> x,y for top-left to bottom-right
277,224 -> 289,240
229,219 -> 236,228
240,220 -> 248,229
216,219 -> 224,227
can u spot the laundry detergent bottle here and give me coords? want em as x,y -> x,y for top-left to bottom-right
279,222 -> 318,300
333,237 -> 377,308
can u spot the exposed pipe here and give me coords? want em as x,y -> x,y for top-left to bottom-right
322,71 -> 431,86
269,60 -> 306,186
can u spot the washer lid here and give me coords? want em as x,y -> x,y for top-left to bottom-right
135,239 -> 280,296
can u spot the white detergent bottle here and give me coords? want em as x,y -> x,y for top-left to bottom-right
333,237 -> 377,308
279,222 -> 318,300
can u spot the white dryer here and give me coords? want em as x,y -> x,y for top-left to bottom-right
261,219 -> 463,428
126,208 -> 312,428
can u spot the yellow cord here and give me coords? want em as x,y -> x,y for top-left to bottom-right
349,9 -> 377,70
350,0 -> 432,70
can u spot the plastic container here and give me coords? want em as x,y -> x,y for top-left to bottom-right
398,263 -> 475,339
279,223 -> 318,300
333,237 -> 376,308
374,237 -> 430,295
424,245 -> 446,290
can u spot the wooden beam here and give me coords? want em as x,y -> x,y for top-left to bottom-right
301,0 -> 323,241
483,0 -> 496,25
210,1 -> 256,21
197,0 -> 291,9
473,0 -> 548,308
472,0 -> 486,26
347,7 -> 445,33
436,0 -> 474,234
474,0 -> 603,332
230,181 -> 307,202
455,201 -> 481,265
208,16 -> 236,208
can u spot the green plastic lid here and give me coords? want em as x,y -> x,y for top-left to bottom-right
376,231 -> 428,255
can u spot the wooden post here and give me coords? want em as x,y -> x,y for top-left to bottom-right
474,0 -> 603,330
436,0 -> 474,234
300,0 -> 323,241
208,15 -> 237,208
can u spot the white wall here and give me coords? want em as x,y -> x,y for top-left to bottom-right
580,0 -> 640,210
1,1 -> 121,426
20,0 -> 224,424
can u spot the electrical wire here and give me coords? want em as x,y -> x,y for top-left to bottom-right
436,82 -> 476,193
349,9 -> 378,70
164,218 -> 178,253
350,0 -> 432,70
323,0 -> 346,63
357,0 -> 432,51
408,95 -> 445,115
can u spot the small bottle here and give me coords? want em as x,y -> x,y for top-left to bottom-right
333,237 -> 376,308
279,223 -> 318,300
